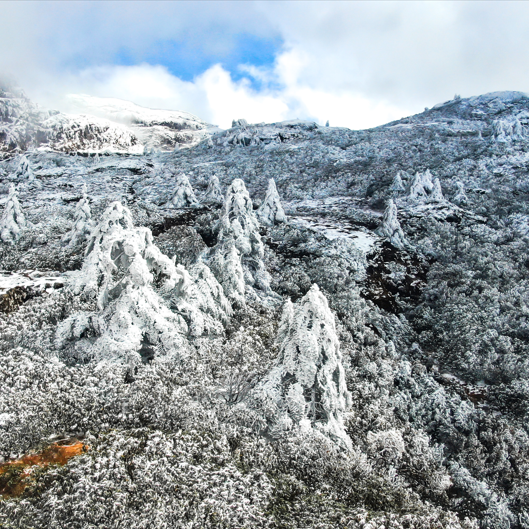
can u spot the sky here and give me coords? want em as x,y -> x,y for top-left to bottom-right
1,1 -> 529,130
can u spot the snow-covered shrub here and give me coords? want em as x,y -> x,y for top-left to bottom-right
0,184 -> 26,243
390,171 -> 406,194
453,180 -> 468,205
257,178 -> 286,226
170,173 -> 199,208
203,174 -> 223,205
247,284 -> 352,447
208,241 -> 246,308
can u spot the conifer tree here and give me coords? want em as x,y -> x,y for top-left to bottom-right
257,178 -> 286,226
376,198 -> 408,249
0,184 -> 26,243
62,184 -> 93,248
170,173 -> 199,208
249,284 -> 352,447
204,174 -> 223,205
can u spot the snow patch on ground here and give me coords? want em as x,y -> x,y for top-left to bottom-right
0,270 -> 63,294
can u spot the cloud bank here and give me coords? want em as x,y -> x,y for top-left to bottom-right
1,1 -> 529,129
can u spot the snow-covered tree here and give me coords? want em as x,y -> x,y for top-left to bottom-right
62,184 -> 93,248
376,199 -> 409,250
15,155 -> 32,179
170,173 -> 199,208
169,261 -> 232,336
409,169 -> 434,200
453,181 -> 468,205
248,284 -> 352,447
431,177 -> 444,202
209,242 -> 246,308
390,171 -> 406,194
257,178 -> 286,226
211,178 -> 272,297
204,174 -> 223,205
216,178 -> 263,260
0,184 -> 26,243
58,201 -> 189,363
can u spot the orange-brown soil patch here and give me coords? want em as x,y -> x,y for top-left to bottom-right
0,439 -> 87,498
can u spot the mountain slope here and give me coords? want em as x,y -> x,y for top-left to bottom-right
1,90 -> 529,528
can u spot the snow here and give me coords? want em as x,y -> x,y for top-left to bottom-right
257,178 -> 286,226
0,270 -> 63,295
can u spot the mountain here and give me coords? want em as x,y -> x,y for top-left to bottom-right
1,89 -> 529,528
0,86 -> 220,155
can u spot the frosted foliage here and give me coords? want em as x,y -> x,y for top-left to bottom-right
257,178 -> 286,226
376,199 -> 408,250
58,201 -> 189,363
170,173 -> 199,208
431,177 -> 444,202
209,242 -> 246,308
62,184 -> 93,247
217,178 -> 263,258
0,184 -> 26,243
409,169 -> 434,200
454,181 -> 468,205
170,261 -> 232,336
16,154 -> 34,182
204,174 -> 223,204
250,285 -> 352,447
390,171 -> 406,193
493,117 -> 524,141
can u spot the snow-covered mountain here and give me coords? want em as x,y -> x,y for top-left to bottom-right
0,86 -> 220,155
2,89 -> 529,528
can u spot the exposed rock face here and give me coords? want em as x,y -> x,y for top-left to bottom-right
0,184 -> 26,243
170,173 -> 199,208
248,284 -> 351,447
257,178 -> 286,226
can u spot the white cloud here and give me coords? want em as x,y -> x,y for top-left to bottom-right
3,1 -> 529,130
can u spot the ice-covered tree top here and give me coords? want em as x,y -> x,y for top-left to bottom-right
376,199 -> 408,250
0,184 -> 26,243
257,178 -> 286,226
250,284 -> 351,447
217,178 -> 263,258
170,173 -> 199,208
409,169 -> 434,200
204,174 -> 223,205
431,177 -> 444,202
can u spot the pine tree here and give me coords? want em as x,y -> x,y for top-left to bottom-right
62,184 -> 93,248
409,169 -> 434,200
257,178 -> 286,226
59,201 -> 189,363
390,171 -> 406,194
376,199 -> 408,249
204,174 -> 223,205
249,284 -> 352,447
0,184 -> 26,243
431,177 -> 444,202
209,242 -> 246,308
170,173 -> 199,208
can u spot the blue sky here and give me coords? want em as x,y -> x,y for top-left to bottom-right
2,1 -> 529,129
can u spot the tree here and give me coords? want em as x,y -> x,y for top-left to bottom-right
170,173 -> 199,208
390,171 -> 406,194
62,184 -> 94,248
0,184 -> 26,243
376,199 -> 409,250
248,284 -> 352,448
431,177 -> 444,202
257,178 -> 286,226
453,181 -> 468,206
204,174 -> 223,205
409,169 -> 434,201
